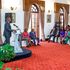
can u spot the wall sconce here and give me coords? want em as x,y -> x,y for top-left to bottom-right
48,10 -> 50,13
10,6 -> 17,11
10,7 -> 14,10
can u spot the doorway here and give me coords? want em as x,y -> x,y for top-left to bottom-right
28,4 -> 42,39
59,7 -> 68,29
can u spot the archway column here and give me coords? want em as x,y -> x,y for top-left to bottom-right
40,11 -> 45,40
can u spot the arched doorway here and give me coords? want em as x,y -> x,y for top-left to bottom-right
59,7 -> 68,29
28,4 -> 43,39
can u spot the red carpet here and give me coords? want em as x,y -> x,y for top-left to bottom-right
3,42 -> 70,70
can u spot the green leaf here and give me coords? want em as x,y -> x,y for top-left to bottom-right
0,61 -> 4,69
5,68 -> 12,70
0,44 -> 15,61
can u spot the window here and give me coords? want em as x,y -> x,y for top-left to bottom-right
28,4 -> 39,32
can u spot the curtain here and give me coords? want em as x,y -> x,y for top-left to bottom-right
40,11 -> 45,40
24,11 -> 31,30
64,10 -> 68,28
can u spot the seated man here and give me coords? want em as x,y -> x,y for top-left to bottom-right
60,28 -> 65,44
29,29 -> 40,46
22,28 -> 30,47
48,25 -> 60,42
64,28 -> 70,44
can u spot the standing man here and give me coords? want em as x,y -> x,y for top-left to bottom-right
3,16 -> 13,44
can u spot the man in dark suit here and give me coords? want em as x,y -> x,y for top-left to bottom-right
48,23 -> 60,42
3,16 -> 13,44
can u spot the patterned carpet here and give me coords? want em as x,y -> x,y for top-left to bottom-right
3,42 -> 70,70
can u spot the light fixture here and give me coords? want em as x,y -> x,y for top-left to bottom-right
10,6 -> 17,10
48,10 -> 50,13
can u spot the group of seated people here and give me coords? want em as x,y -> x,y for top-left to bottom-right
21,28 -> 40,47
48,24 -> 70,44
60,25 -> 70,44
21,24 -> 70,47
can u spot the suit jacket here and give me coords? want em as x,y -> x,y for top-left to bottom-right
29,31 -> 36,39
3,22 -> 12,38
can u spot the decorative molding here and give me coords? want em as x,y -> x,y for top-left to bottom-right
23,0 -> 45,12
54,2 -> 69,14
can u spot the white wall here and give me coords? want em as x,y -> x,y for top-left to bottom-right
2,0 -> 23,10
1,0 -> 24,42
44,0 -> 55,38
1,9 -> 24,42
